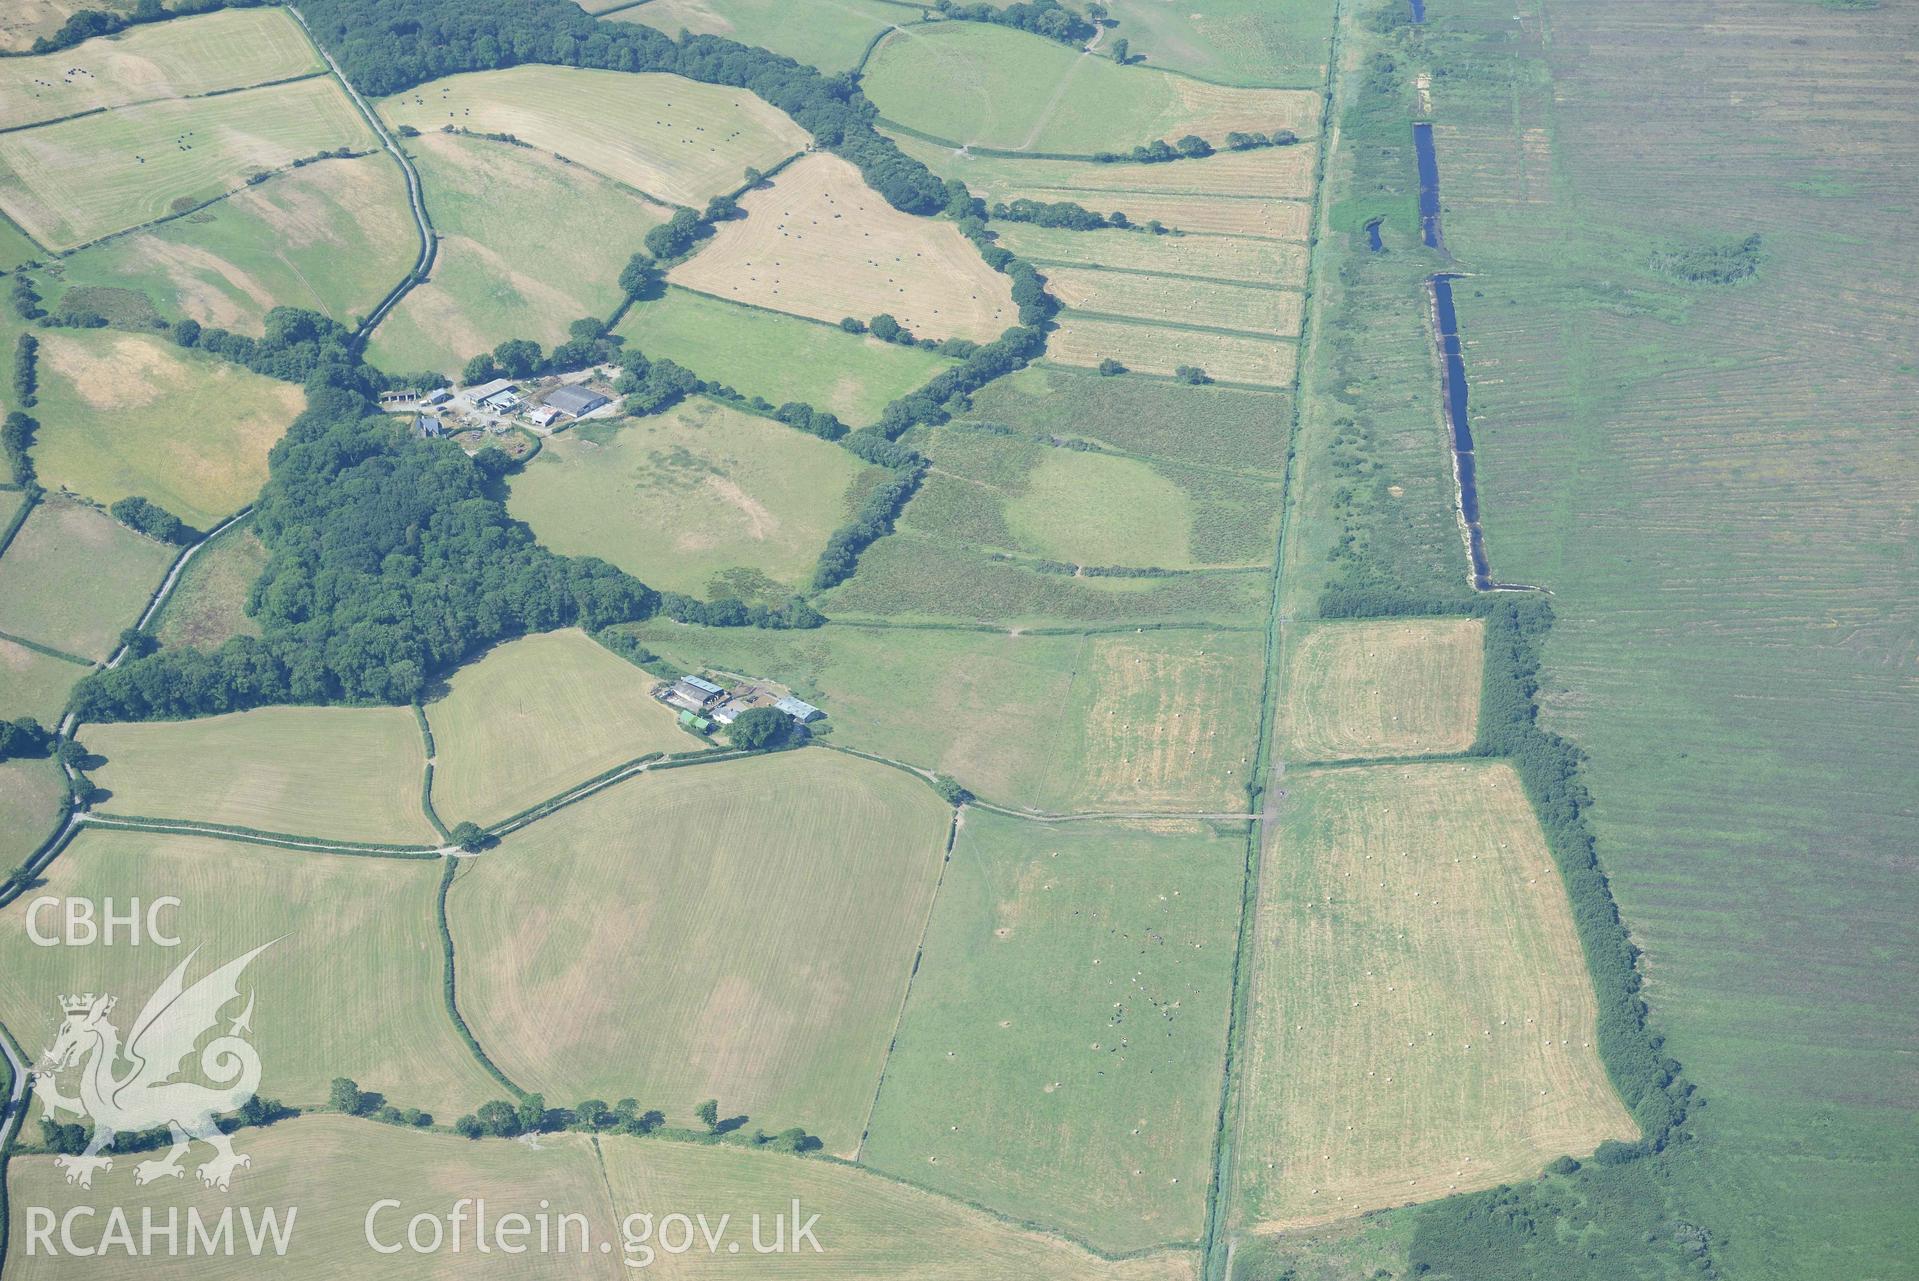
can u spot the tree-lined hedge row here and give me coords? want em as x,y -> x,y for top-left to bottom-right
1473,594 -> 1692,1152
812,468 -> 922,590
11,334 -> 35,409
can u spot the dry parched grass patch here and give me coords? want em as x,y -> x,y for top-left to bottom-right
672,152 -> 1016,342
1281,617 -> 1485,761
1234,762 -> 1638,1231
1043,267 -> 1303,338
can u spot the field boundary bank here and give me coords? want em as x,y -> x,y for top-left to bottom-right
435,857 -> 526,1097
0,628 -> 91,668
0,489 -> 41,562
1201,0 -> 1346,1270
852,807 -> 960,1162
817,617 -> 1267,636
286,4 -> 435,339
76,812 -> 442,858
1060,306 -> 1301,345
0,70 -> 331,140
1026,259 -> 1309,295
411,702 -> 452,839
1285,749 -> 1477,771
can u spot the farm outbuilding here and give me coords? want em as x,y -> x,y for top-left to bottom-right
664,675 -> 726,712
414,415 -> 444,439
775,695 -> 825,723
526,405 -> 563,428
545,385 -> 609,416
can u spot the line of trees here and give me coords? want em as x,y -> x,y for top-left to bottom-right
109,495 -> 192,544
931,0 -> 1094,44
2,411 -> 35,488
812,468 -> 922,590
297,0 -> 950,213
989,197 -> 1127,231
12,333 -> 36,408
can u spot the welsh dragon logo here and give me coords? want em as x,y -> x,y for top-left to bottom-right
32,942 -> 275,1191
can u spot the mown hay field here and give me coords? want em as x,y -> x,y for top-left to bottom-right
1049,315 -> 1297,388
863,24 -> 1318,154
0,635 -> 83,723
0,497 -> 174,661
0,0 -> 133,54
1279,617 -> 1485,761
0,756 -> 65,877
863,811 -> 1242,1254
618,623 -> 1265,814
365,132 -> 662,377
57,154 -> 415,335
422,629 -> 688,828
1026,192 -> 1310,240
0,6 -> 320,131
1233,762 -> 1637,1231
616,286 -> 953,426
507,398 -> 876,599
87,705 -> 437,843
4,1117 -> 618,1281
600,1135 -> 1200,1280
991,224 -> 1308,291
670,152 -> 1015,342
449,749 -> 952,1156
377,67 -> 807,208
0,831 -> 500,1118
1042,267 -> 1303,338
149,520 -> 267,651
608,0 -> 908,75
0,76 -> 376,251
30,327 -> 303,527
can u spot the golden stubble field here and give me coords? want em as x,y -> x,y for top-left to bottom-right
1048,316 -> 1298,387
1279,617 -> 1485,761
1233,761 -> 1637,1230
671,152 -> 1016,342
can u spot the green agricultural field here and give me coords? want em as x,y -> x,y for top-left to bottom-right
448,749 -> 952,1156
0,831 -> 500,1118
617,286 -> 953,426
1094,0 -> 1334,89
990,223 -> 1308,291
596,1136 -> 1202,1280
0,76 -> 377,251
607,0 -> 910,74
507,397 -> 875,597
969,364 -> 1292,475
618,621 -> 1264,814
863,811 -> 1243,1253
0,636 -> 84,723
819,531 -> 1272,627
1278,617 -> 1484,762
906,426 -> 1279,569
1043,267 -> 1302,338
0,212 -> 41,269
0,755 -> 65,878
861,24 -> 1317,155
0,6 -> 322,131
0,497 -> 174,661
422,628 -> 688,828
149,521 -> 267,651
87,705 -> 438,843
1233,762 -> 1635,1231
29,327 -> 303,527
54,154 -> 416,334
377,66 -> 807,208
364,131 -> 662,377
3,1118 -> 614,1281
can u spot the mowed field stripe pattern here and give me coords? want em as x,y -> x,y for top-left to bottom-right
0,7 -> 321,131
1048,315 -> 1297,387
0,833 -> 502,1119
1280,617 -> 1485,761
670,152 -> 1016,342
447,750 -> 952,1155
86,705 -> 439,844
1043,267 -> 1303,339
1234,762 -> 1637,1230
377,66 -> 807,207
0,76 -> 377,251
423,629 -> 689,828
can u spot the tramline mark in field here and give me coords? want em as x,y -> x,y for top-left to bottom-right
1234,762 -> 1637,1231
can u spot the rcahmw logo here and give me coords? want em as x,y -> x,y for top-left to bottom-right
23,940 -> 299,1259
